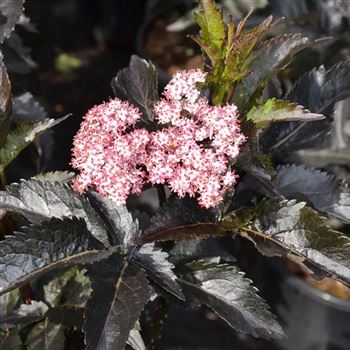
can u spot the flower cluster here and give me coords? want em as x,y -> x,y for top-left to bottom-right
71,69 -> 245,208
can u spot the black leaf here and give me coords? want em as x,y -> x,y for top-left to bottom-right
0,179 -> 110,246
0,217 -> 107,295
276,164 -> 350,223
112,55 -> 158,122
0,0 -> 23,43
133,243 -> 184,300
83,253 -> 150,350
179,258 -> 285,339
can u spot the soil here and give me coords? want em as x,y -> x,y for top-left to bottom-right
145,18 -> 204,75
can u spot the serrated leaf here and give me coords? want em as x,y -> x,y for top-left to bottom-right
0,179 -> 110,246
193,0 -> 226,65
0,55 -> 12,147
0,0 -> 24,43
12,301 -> 48,326
179,259 -> 284,339
83,253 -> 150,350
12,92 -> 46,122
223,15 -> 275,82
286,61 -> 350,114
233,34 -> 310,111
2,32 -> 37,74
0,115 -> 69,172
33,171 -> 75,183
276,164 -> 350,223
25,319 -> 64,350
87,191 -> 140,249
244,199 -> 350,286
0,217 -> 108,295
140,198 -> 223,244
133,243 -> 184,300
112,55 -> 158,122
261,62 -> 350,154
247,98 -> 324,128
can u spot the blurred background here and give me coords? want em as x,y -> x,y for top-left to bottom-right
4,1 -> 350,349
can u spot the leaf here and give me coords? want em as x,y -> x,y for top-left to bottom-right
276,164 -> 350,223
0,54 -> 12,147
1,32 -> 36,74
0,0 -> 23,43
33,171 -> 75,183
0,328 -> 22,350
83,253 -> 150,350
286,61 -> 350,114
245,199 -> 350,286
12,92 -> 46,122
233,34 -> 311,111
47,304 -> 84,329
127,328 -> 146,350
87,191 -> 140,249
25,319 -> 64,350
0,217 -> 108,295
192,0 -> 226,65
0,115 -> 69,172
247,98 -> 324,128
140,198 -> 223,244
261,62 -> 350,154
133,243 -> 184,300
44,267 -> 91,307
179,258 -> 285,339
0,290 -> 19,330
0,179 -> 110,246
112,55 -> 158,122
12,301 -> 48,326
223,15 -> 276,82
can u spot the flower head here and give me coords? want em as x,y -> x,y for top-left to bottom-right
71,69 -> 245,208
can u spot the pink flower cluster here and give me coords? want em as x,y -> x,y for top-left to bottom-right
71,69 -> 245,208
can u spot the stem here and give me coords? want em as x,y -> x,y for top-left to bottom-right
156,185 -> 166,206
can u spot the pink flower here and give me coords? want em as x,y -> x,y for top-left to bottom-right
71,69 -> 245,208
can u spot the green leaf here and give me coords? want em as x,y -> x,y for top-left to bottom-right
192,0 -> 226,65
244,199 -> 350,286
44,267 -> 91,307
0,290 -> 19,330
233,34 -> 311,111
12,301 -> 48,326
25,319 -> 64,350
83,253 -> 150,350
33,171 -> 75,183
133,243 -> 185,300
247,98 -> 324,128
0,328 -> 22,350
276,164 -> 350,223
0,55 -> 12,147
87,191 -> 140,249
112,55 -> 158,122
0,115 -> 69,172
223,15 -> 276,82
140,198 -> 223,244
0,179 -> 111,246
179,258 -> 285,339
0,0 -> 24,43
0,217 -> 108,295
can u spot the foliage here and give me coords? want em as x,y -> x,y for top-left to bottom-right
1,0 -> 350,349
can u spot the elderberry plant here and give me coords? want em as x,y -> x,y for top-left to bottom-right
1,0 -> 350,349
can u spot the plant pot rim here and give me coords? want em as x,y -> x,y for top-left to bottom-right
285,273 -> 350,311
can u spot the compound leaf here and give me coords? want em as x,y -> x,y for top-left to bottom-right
133,243 -> 184,300
83,253 -> 150,350
0,217 -> 107,295
179,258 -> 284,339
